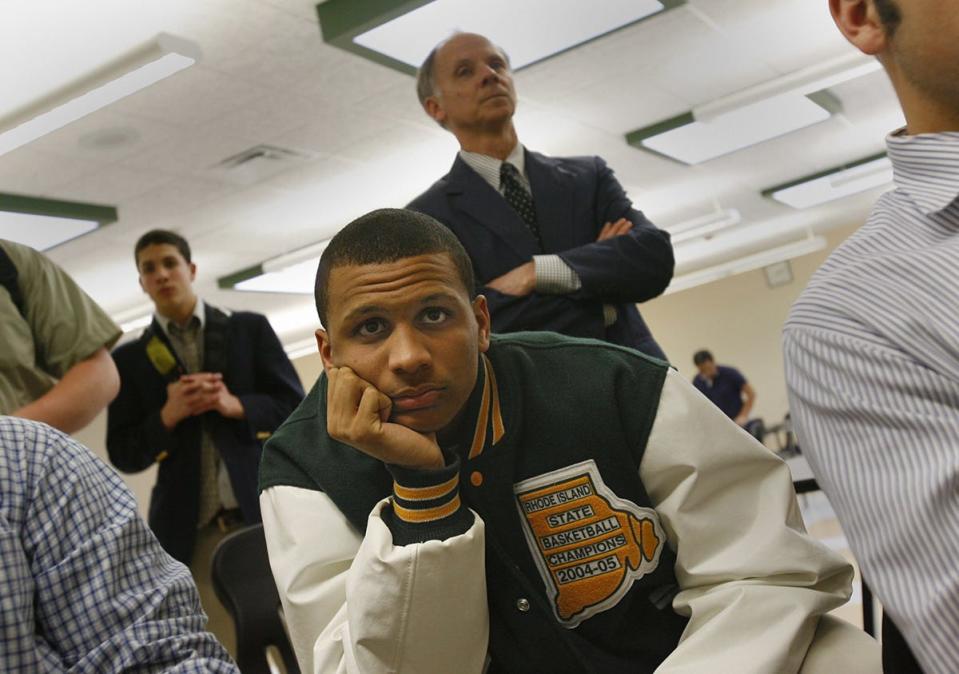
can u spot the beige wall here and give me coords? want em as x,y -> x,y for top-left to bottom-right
642,221 -> 860,430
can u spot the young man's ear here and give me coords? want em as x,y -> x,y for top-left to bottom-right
316,328 -> 334,370
830,0 -> 889,56
189,261 -> 197,282
473,295 -> 492,353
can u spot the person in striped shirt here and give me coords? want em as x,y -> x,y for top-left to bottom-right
784,2 -> 959,672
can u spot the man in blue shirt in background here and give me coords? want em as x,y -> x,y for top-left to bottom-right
691,350 -> 756,428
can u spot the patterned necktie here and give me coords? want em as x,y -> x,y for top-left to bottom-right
500,162 -> 542,246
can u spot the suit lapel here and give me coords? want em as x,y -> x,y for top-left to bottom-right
203,303 -> 231,376
445,155 -> 541,258
525,149 -> 576,252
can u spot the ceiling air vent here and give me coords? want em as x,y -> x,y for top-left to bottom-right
210,144 -> 315,185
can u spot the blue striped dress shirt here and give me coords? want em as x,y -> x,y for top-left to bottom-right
0,416 -> 238,672
783,130 -> 959,674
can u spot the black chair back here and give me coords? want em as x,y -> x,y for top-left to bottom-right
211,524 -> 300,674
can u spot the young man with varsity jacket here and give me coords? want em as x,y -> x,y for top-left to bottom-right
259,208 -> 878,674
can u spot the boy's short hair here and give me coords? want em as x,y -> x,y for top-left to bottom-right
134,229 -> 192,267
315,208 -> 477,326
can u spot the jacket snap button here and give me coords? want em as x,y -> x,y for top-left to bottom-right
470,471 -> 483,487
515,598 -> 530,612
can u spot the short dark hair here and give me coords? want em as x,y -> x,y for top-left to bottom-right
315,208 -> 477,326
134,229 -> 191,267
693,350 -> 714,366
416,33 -> 511,128
872,0 -> 901,36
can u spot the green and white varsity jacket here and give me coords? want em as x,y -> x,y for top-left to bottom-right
259,332 -> 857,674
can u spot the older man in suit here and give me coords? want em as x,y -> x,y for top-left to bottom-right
107,229 -> 304,654
407,32 -> 673,359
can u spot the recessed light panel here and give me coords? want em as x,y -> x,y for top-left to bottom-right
638,94 -> 831,165
0,212 -> 98,251
352,0 -> 665,70
0,34 -> 199,157
234,258 -> 317,295
666,236 -> 827,294
769,155 -> 893,209
668,208 -> 741,244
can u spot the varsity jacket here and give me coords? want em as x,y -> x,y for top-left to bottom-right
259,332 -> 855,674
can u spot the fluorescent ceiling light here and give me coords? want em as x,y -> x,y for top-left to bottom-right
632,94 -> 832,165
119,314 -> 153,334
0,33 -> 199,157
667,208 -> 741,244
0,192 -> 117,250
285,337 -> 319,360
0,212 -> 98,251
766,154 -> 892,209
666,236 -> 827,294
693,53 -> 881,122
112,303 -> 155,335
318,0 -> 683,74
627,53 -> 881,165
353,0 -> 664,70
234,258 -> 317,294
221,239 -> 331,295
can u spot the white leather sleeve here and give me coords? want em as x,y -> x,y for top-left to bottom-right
642,369 -> 855,674
260,487 -> 489,674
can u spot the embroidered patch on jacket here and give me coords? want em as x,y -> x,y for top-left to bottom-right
513,459 -> 665,628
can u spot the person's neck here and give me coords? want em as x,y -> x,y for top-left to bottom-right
164,295 -> 198,327
903,100 -> 959,136
889,68 -> 959,135
456,123 -> 519,160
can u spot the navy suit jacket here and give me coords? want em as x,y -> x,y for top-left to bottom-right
407,150 -> 673,359
107,304 -> 304,563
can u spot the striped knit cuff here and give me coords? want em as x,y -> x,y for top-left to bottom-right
383,456 -> 474,546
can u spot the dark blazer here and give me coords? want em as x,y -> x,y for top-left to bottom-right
107,303 -> 304,563
407,150 -> 674,359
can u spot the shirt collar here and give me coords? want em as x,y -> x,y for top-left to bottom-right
886,128 -> 959,215
458,143 -> 525,192
155,297 -> 205,339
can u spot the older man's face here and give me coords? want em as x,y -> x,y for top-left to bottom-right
427,33 -> 517,133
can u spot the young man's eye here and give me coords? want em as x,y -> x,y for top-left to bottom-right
421,308 -> 450,325
356,319 -> 386,337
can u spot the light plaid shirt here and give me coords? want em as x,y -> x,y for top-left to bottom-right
0,416 -> 237,672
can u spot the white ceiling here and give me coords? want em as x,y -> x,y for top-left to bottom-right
0,0 -> 904,347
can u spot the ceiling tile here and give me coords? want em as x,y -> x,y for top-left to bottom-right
55,163 -> 175,204
111,65 -> 272,127
0,147 -> 106,195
